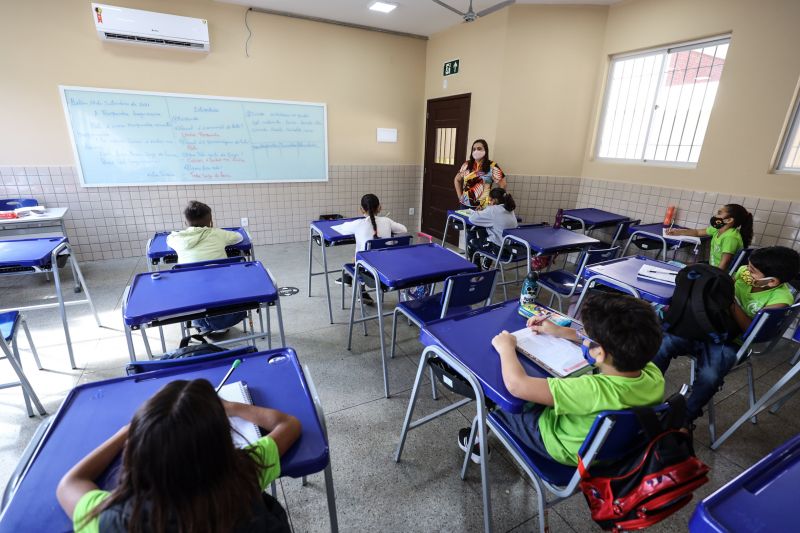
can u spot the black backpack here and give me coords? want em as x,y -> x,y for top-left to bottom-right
662,263 -> 739,343
578,394 -> 710,531
160,334 -> 226,360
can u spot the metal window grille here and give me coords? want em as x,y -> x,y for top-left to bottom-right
597,37 -> 730,165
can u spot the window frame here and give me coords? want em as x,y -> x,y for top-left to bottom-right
775,87 -> 800,174
594,35 -> 732,167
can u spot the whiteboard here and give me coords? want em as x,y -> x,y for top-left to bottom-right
59,86 -> 328,187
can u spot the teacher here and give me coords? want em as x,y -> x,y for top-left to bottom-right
453,139 -> 507,210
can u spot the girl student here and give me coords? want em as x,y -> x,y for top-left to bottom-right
57,379 -> 300,533
666,203 -> 753,271
466,187 -> 518,267
332,193 -> 408,304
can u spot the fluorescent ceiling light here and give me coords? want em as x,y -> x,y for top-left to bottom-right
369,1 -> 397,13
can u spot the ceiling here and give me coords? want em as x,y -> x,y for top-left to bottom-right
215,0 -> 619,38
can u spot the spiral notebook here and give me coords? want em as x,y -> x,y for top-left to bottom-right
218,381 -> 262,448
511,327 -> 589,377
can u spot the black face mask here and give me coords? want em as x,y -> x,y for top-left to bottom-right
709,216 -> 727,229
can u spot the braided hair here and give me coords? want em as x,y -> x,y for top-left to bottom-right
361,194 -> 380,238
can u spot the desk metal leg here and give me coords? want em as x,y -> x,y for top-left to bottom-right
375,279 -> 390,398
140,327 -> 153,360
125,326 -> 136,362
441,216 -> 451,248
266,304 -> 273,350
51,258 -> 77,369
346,275 -> 359,351
68,251 -> 101,326
321,238 -> 334,324
158,327 -> 167,353
275,299 -> 286,348
323,462 -> 339,533
1,341 -> 46,417
307,227 -> 314,296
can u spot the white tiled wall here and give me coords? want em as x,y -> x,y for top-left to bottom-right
0,165 -> 422,261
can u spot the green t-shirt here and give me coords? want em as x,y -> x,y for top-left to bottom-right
71,436 -> 281,533
706,226 -> 744,268
538,362 -> 665,466
733,266 -> 795,318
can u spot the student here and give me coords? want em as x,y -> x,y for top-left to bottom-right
459,293 -> 664,465
167,200 -> 246,333
166,200 -> 244,265
654,246 -> 799,426
466,187 -> 518,267
332,194 -> 407,304
57,379 -> 301,533
453,139 -> 507,210
666,203 -> 752,271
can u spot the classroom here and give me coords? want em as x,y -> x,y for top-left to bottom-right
1,0 -> 800,531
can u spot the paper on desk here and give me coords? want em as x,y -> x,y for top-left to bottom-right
637,264 -> 678,285
662,228 -> 701,245
511,327 -> 588,377
455,209 -> 476,217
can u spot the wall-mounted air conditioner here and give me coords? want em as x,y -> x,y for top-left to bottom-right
92,3 -> 210,52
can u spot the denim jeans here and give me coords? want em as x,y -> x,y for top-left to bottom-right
492,404 -> 554,461
652,331 -> 739,421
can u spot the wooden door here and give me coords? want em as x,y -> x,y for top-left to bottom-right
421,93 -> 471,243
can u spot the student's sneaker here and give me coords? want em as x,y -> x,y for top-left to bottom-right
458,427 -> 491,464
360,291 -> 375,306
334,276 -> 353,286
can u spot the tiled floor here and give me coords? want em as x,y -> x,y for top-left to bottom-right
1,241 -> 799,532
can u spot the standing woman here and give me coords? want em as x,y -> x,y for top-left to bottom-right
454,139 -> 507,210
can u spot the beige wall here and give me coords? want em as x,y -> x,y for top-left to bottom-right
424,5 -> 607,177
0,0 -> 426,166
581,0 -> 800,200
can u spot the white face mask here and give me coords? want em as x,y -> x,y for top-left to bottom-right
472,149 -> 485,160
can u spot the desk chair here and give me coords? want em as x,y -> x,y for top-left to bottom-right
0,199 -> 38,211
0,312 -> 45,417
462,393 -> 683,533
340,235 -> 413,311
472,223 -> 549,300
389,270 -> 498,398
698,303 -> 800,449
622,223 -> 697,260
125,345 -> 258,375
728,247 -> 755,275
537,246 -> 620,313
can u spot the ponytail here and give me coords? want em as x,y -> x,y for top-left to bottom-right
361,193 -> 380,238
489,187 -> 515,212
725,203 -> 753,248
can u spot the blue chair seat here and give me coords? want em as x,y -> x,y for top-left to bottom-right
488,411 -> 576,486
537,271 -> 585,296
0,311 -> 19,342
397,295 -> 472,325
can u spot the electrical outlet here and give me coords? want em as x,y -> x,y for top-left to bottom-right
240,217 -> 249,227
408,207 -> 415,216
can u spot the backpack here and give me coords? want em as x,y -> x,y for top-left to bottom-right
160,334 -> 226,360
578,394 -> 710,531
662,263 -> 739,343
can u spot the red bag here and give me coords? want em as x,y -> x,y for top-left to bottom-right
578,394 -> 710,531
530,254 -> 552,271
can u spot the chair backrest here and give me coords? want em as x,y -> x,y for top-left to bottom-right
500,223 -> 549,258
578,401 -> 672,463
728,247 -> 755,275
440,270 -> 498,317
125,345 -> 258,375
171,256 -> 246,269
0,198 -> 38,211
610,219 -> 641,247
740,302 -> 800,354
366,235 -> 412,250
576,246 -> 620,276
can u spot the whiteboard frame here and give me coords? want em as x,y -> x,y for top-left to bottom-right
59,85 -> 329,187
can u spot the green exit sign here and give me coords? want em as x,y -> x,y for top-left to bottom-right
443,59 -> 460,76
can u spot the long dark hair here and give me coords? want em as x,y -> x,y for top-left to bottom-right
467,139 -> 491,174
724,203 -> 753,248
82,380 -> 266,533
489,187 -> 515,212
361,193 -> 380,238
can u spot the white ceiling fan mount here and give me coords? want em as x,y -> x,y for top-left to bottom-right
431,0 -> 516,23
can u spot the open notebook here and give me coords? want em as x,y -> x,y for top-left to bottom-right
511,328 -> 589,378
218,381 -> 262,448
637,264 -> 678,286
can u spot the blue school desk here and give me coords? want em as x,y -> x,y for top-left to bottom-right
441,209 -> 525,255
0,348 -> 339,533
122,261 -> 284,361
307,218 -> 359,324
347,243 -> 478,398
623,222 -> 710,260
562,208 -> 629,233
146,227 -> 254,271
689,433 -> 800,533
573,255 -> 680,315
0,237 -> 100,369
395,298 -> 581,533
498,226 -> 599,277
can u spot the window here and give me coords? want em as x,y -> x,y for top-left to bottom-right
434,127 -> 457,165
597,36 -> 730,165
776,95 -> 800,172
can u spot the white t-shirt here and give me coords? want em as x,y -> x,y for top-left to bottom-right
331,216 -> 408,252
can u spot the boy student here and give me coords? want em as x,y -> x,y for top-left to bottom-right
459,293 -> 665,465
166,201 -> 246,334
654,246 -> 800,426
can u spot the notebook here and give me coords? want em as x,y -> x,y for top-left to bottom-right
637,264 -> 678,286
455,209 -> 475,217
511,327 -> 589,377
218,380 -> 262,448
